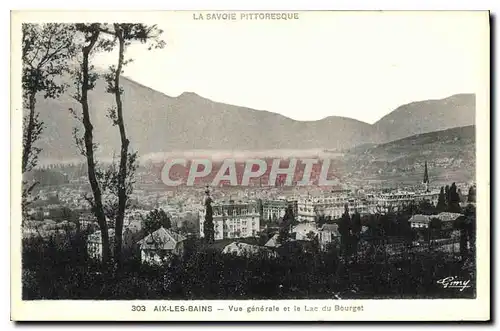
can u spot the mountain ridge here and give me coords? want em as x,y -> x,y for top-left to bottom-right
31,75 -> 475,162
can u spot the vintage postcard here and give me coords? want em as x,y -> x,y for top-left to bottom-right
10,10 -> 490,321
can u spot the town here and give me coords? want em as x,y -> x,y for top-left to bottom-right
22,160 -> 477,300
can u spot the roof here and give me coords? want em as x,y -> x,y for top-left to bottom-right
319,224 -> 339,232
138,227 -> 186,250
264,234 -> 281,248
319,223 -> 341,237
436,212 -> 463,222
222,242 -> 276,256
408,214 -> 431,224
208,237 -> 260,251
409,212 -> 464,224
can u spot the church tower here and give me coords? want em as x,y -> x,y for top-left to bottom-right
423,161 -> 429,192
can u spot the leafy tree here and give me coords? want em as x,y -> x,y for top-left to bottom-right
277,204 -> 296,245
282,204 -> 296,227
306,231 -> 317,241
70,23 -> 111,265
448,182 -> 461,213
401,200 -> 418,215
258,230 -> 270,246
423,161 -> 429,191
69,24 -> 164,266
455,216 -> 468,260
351,210 -> 362,236
464,204 -> 476,255
317,214 -> 327,227
338,204 -> 351,257
436,186 -> 446,211
276,226 -> 290,246
379,213 -> 395,237
350,210 -> 362,255
99,23 -> 165,266
256,199 -> 264,223
445,185 -> 450,206
21,23 -> 76,224
203,189 -> 215,244
418,199 -> 436,215
467,185 -> 476,203
429,218 -> 442,240
142,208 -> 172,235
351,210 -> 361,253
397,217 -> 414,244
22,23 -> 76,173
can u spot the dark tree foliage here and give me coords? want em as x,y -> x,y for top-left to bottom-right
467,186 -> 476,203
338,204 -> 351,237
401,200 -> 418,215
203,192 -> 215,244
429,218 -> 442,241
22,234 -> 475,300
282,204 -> 296,226
142,208 -> 172,235
317,214 -> 327,227
445,185 -> 450,206
350,210 -> 362,255
423,161 -> 429,189
448,183 -> 461,213
418,200 -> 436,215
379,213 -> 393,237
398,217 -> 414,244
277,204 -> 296,246
351,210 -> 362,236
277,226 -> 291,247
463,204 -> 476,255
338,204 -> 351,257
458,218 -> 468,260
436,186 -> 446,211
22,195 -> 477,300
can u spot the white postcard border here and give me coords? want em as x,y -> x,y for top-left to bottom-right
10,10 -> 491,321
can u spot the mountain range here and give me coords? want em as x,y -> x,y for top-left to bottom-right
31,75 -> 475,163
341,125 -> 475,186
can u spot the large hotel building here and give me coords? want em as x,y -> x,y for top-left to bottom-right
199,200 -> 260,240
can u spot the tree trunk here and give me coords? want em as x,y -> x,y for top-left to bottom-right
113,29 -> 129,267
22,90 -> 37,173
80,29 -> 111,265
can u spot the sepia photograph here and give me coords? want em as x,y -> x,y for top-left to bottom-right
10,10 -> 490,321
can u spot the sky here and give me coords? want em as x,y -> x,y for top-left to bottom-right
92,11 -> 488,124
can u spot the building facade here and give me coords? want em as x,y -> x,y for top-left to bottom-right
199,200 -> 260,240
138,227 -> 186,265
297,191 -> 366,222
318,223 -> 341,251
262,199 -> 288,222
87,229 -> 116,261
